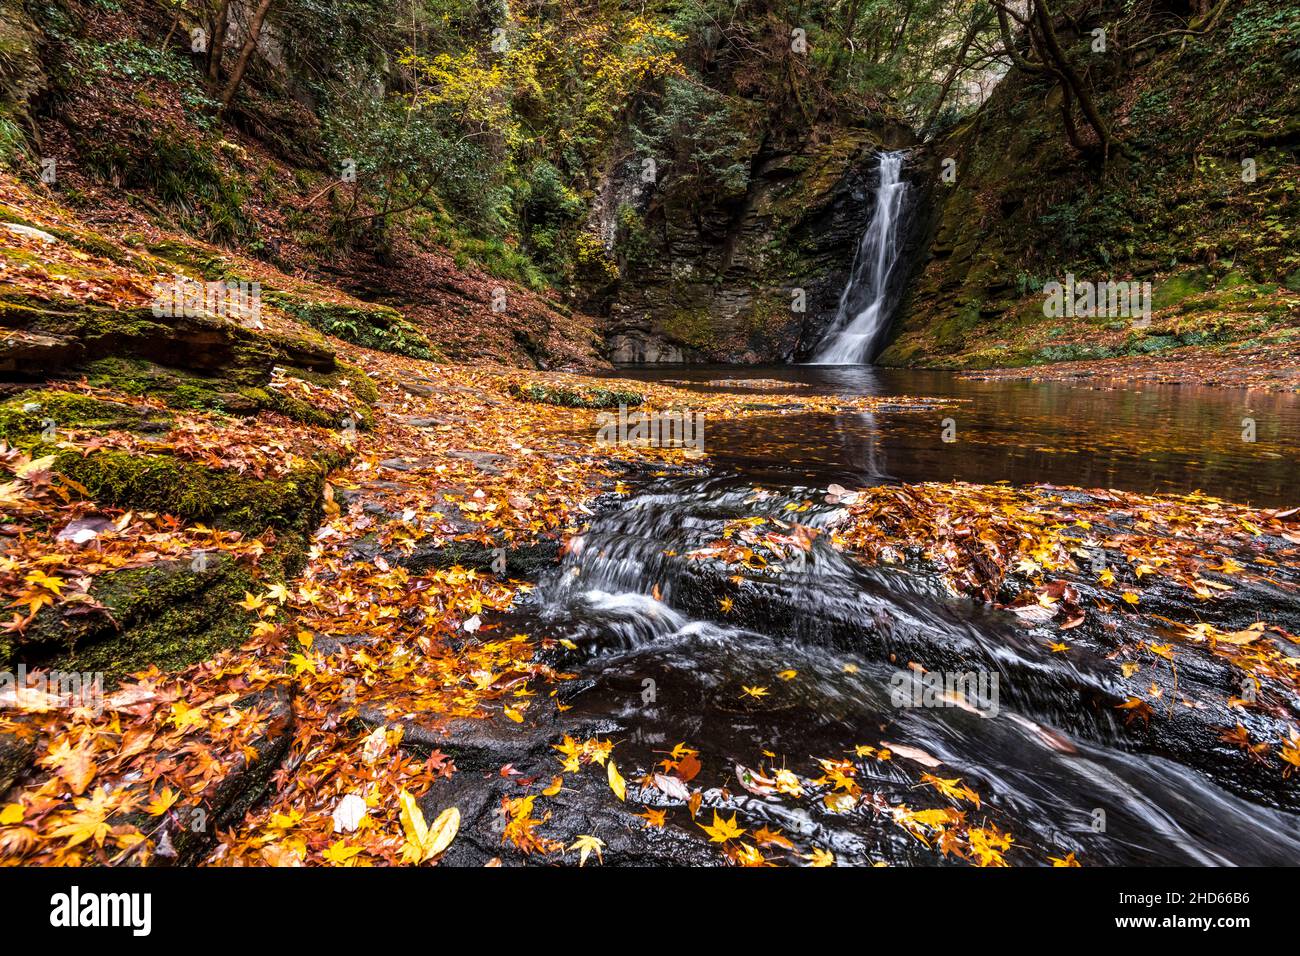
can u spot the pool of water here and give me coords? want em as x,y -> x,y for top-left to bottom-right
600,365 -> 1300,506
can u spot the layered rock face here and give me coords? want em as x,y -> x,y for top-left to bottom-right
603,122 -> 916,365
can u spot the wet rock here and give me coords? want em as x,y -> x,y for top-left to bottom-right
116,686 -> 293,865
0,728 -> 35,795
364,702 -> 721,866
11,553 -> 263,687
446,450 -> 508,475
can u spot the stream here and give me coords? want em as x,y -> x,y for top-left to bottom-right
479,366 -> 1300,866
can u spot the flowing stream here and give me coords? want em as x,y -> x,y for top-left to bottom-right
810,151 -> 911,365
500,366 -> 1300,865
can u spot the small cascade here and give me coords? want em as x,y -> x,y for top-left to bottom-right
811,151 -> 911,365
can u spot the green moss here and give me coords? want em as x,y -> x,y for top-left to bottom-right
13,541 -> 304,684
660,306 -> 717,351
145,238 -> 233,281
40,445 -> 335,535
1153,270 -> 1212,310
267,294 -> 438,360
0,389 -> 172,441
507,381 -> 642,409
334,362 -> 380,406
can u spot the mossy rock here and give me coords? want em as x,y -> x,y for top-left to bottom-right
9,552 -> 267,684
266,293 -> 438,360
78,357 -> 377,429
0,298 -> 337,384
0,388 -> 174,440
145,238 -> 238,281
1153,270 -> 1213,310
38,445 -> 338,536
506,381 -> 643,409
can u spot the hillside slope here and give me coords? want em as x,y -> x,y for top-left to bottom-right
882,0 -> 1300,387
0,0 -> 603,370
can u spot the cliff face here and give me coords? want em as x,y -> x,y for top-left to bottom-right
602,120 -> 916,365
880,0 -> 1300,371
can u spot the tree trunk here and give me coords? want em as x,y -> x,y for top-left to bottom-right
1031,0 -> 1119,160
921,10 -> 989,137
207,0 -> 230,83
219,0 -> 274,112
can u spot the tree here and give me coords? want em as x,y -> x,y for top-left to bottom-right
989,0 -> 1126,164
219,0 -> 275,112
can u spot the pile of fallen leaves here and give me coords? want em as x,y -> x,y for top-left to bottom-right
0,332 -> 947,866
832,482 -> 1300,609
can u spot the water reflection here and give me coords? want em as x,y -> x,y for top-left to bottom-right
601,365 -> 1299,505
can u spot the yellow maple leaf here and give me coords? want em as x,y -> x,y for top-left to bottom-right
569,834 -> 604,866
607,760 -> 626,801
237,591 -> 265,611
322,839 -> 364,866
698,810 -> 746,843
145,787 -> 179,817
398,791 -> 459,864
803,847 -> 835,867
24,569 -> 64,596
48,787 -> 114,848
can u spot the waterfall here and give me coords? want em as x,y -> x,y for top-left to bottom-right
810,151 -> 910,365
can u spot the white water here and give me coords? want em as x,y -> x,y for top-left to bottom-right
810,151 -> 910,365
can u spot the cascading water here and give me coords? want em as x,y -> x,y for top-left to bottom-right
810,151 -> 910,365
501,470 -> 1300,866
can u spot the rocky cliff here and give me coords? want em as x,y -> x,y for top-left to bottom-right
601,121 -> 916,365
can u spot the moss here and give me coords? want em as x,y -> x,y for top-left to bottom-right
79,355 -> 376,430
0,389 -> 173,441
266,293 -> 438,360
250,361 -> 379,429
144,238 -> 233,281
13,542 -> 304,685
338,361 -> 380,406
1153,270 -> 1213,310
507,381 -> 643,409
81,357 -> 249,410
930,302 -> 982,352
660,306 -> 718,351
39,445 -> 336,535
